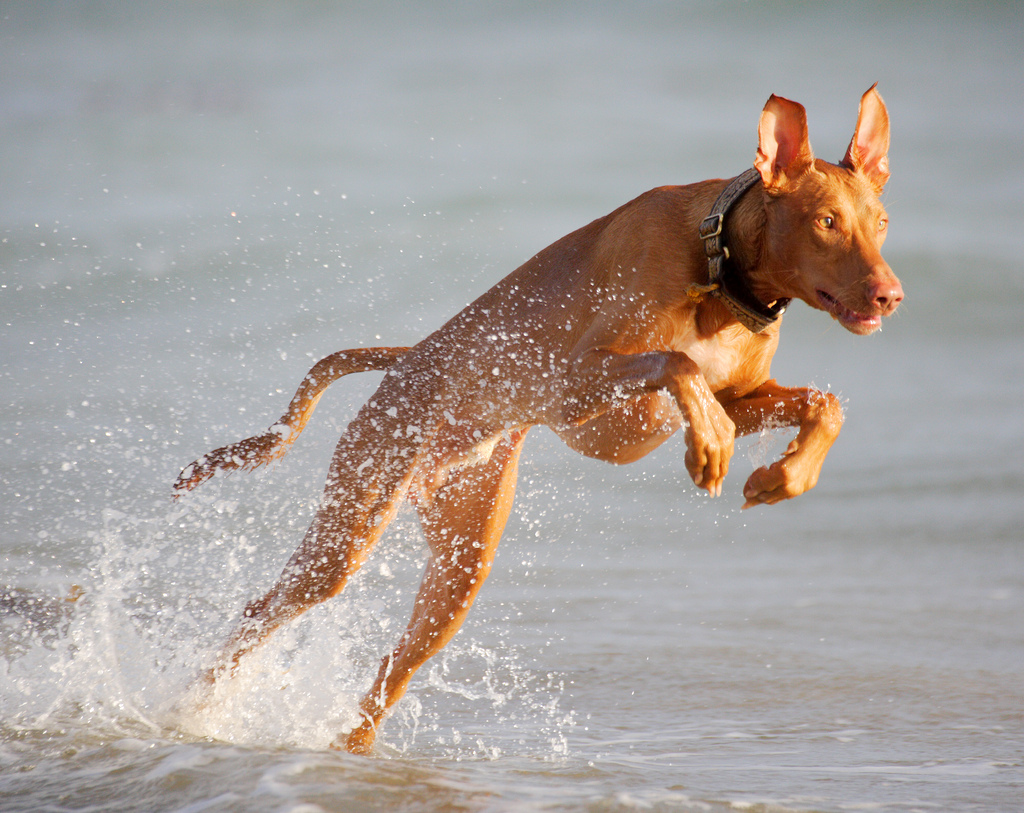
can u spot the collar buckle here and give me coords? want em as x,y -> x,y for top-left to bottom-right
699,212 -> 724,244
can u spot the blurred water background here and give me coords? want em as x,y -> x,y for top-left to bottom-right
2,2 -> 1022,811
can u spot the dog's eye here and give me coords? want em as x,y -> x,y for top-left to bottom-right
817,216 -> 835,230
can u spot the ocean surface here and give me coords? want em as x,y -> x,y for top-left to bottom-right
2,2 -> 1022,811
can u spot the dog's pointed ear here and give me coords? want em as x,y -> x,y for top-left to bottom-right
755,94 -> 814,192
842,83 -> 890,192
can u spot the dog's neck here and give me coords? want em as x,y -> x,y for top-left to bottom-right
720,182 -> 765,283
715,176 -> 789,331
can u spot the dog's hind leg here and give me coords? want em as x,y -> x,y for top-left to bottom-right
342,427 -> 529,754
197,405 -> 424,690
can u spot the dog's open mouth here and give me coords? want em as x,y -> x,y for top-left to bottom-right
816,290 -> 882,334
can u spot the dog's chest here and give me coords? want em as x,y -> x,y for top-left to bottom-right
668,325 -> 774,393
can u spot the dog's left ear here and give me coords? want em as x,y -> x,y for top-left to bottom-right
842,83 -> 891,192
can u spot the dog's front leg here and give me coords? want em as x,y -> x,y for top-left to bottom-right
563,349 -> 736,496
723,380 -> 845,507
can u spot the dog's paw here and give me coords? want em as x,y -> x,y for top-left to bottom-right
741,440 -> 821,507
683,410 -> 735,498
341,718 -> 379,756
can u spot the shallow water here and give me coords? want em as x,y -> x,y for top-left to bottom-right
2,2 -> 1023,811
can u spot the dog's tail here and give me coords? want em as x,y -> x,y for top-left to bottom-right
173,347 -> 409,495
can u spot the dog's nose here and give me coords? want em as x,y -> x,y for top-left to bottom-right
869,274 -> 903,315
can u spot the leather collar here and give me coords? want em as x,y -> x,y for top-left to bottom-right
697,167 -> 789,333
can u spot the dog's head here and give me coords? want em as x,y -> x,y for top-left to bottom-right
754,85 -> 903,335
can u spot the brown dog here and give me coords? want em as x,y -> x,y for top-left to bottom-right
175,86 -> 902,753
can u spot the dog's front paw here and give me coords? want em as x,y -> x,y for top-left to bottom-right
741,441 -> 821,507
682,402 -> 736,498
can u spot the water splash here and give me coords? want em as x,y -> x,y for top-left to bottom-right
745,417 -> 797,471
1,488 -> 574,760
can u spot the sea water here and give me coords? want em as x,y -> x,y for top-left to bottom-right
2,3 -> 1022,811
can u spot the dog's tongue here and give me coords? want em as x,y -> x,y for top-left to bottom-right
817,290 -> 882,333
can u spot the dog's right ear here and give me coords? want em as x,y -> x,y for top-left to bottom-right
755,94 -> 814,192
